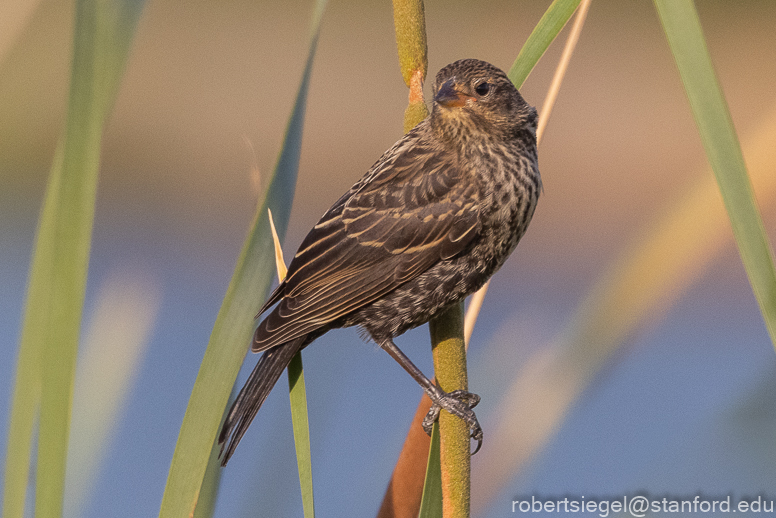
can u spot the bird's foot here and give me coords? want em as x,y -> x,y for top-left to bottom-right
422,389 -> 483,454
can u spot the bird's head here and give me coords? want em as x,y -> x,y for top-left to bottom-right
430,59 -> 537,144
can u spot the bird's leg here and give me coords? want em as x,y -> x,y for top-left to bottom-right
379,337 -> 483,454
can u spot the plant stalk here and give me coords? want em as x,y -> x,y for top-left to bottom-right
429,303 -> 470,518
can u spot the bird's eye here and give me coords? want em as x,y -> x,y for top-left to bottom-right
474,82 -> 491,96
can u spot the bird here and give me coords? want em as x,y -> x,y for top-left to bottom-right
218,58 -> 540,465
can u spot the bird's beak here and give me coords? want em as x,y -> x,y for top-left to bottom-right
435,78 -> 474,108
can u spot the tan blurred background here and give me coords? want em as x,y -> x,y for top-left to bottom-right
3,0 -> 773,278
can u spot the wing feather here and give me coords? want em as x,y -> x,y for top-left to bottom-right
253,124 -> 481,352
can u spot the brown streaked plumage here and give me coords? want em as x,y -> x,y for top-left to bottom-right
219,59 -> 540,464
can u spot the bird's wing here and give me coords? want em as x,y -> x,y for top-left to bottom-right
253,129 -> 481,352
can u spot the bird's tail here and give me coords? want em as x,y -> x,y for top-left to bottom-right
218,336 -> 306,465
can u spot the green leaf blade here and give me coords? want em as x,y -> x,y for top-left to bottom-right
157,2 -> 327,516
508,0 -> 581,89
654,0 -> 776,347
288,353 -> 314,518
418,423 -> 442,518
3,1 -> 144,517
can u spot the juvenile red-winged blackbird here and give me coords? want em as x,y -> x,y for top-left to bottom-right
219,59 -> 540,464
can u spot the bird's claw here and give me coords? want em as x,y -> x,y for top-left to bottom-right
422,389 -> 483,455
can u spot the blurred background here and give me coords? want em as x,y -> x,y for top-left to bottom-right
2,0 -> 776,516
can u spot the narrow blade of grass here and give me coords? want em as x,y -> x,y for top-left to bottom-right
2,144 -> 62,518
2,1 -> 144,517
157,2 -> 327,516
269,208 -> 314,517
288,354 -> 314,517
418,423 -> 442,518
508,0 -> 582,89
654,0 -> 776,347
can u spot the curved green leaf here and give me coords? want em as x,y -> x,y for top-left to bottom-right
288,353 -> 314,517
2,1 -> 145,517
157,1 -> 327,516
654,0 -> 776,347
418,423 -> 442,518
508,0 -> 581,88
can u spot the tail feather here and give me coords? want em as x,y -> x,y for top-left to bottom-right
218,336 -> 306,465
